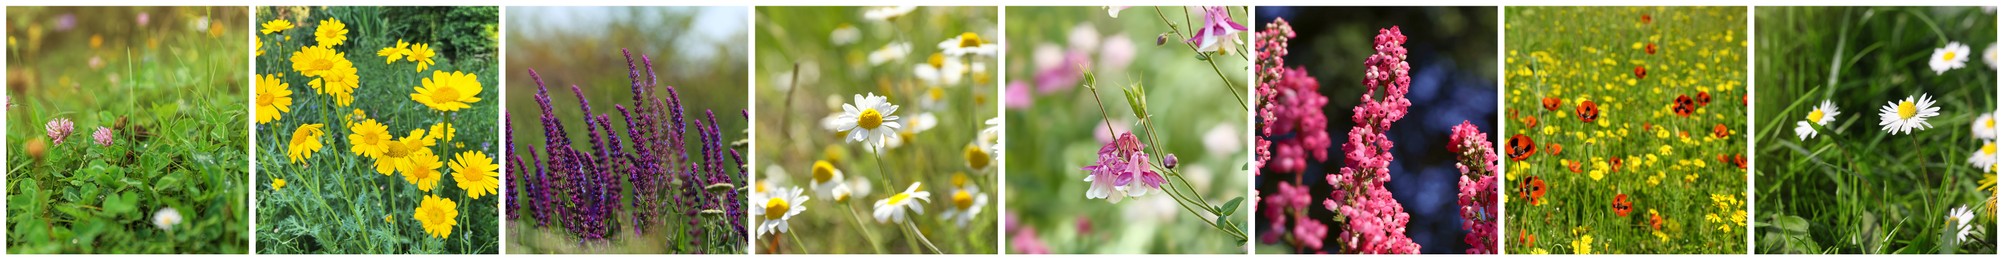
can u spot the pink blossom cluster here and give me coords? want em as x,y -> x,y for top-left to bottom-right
1259,181 -> 1325,251
1254,18 -> 1330,176
46,118 -> 75,145
1324,26 -> 1419,254
1081,132 -> 1165,203
1448,120 -> 1498,254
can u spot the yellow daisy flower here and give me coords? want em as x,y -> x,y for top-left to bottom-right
272,178 -> 286,190
288,45 -> 346,78
377,39 -> 411,64
314,18 -> 348,47
411,70 -> 483,112
255,73 -> 293,124
413,195 -> 458,239
408,43 -> 437,72
310,61 -> 361,106
428,122 -> 456,143
287,124 -> 325,164
347,119 -> 392,158
260,19 -> 294,35
449,151 -> 501,199
374,129 -> 437,175
402,150 -> 445,192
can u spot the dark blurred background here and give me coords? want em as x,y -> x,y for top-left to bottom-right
1254,6 -> 1498,254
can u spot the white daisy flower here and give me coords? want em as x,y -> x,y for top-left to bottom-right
1796,100 -> 1841,140
873,182 -> 931,224
1976,112 -> 1997,140
809,160 -> 845,196
152,207 -> 182,230
939,32 -> 998,57
1793,121 -> 1820,141
752,186 -> 809,237
919,86 -> 950,110
848,177 -> 874,201
882,112 -> 936,150
862,6 -> 916,21
866,42 -> 911,66
938,184 -> 989,228
1948,205 -> 1975,243
1970,141 -> 1997,171
1929,42 -> 1971,75
1877,94 -> 1941,135
980,117 -> 1002,159
832,183 -> 855,203
833,93 -> 903,151
830,23 -> 860,47
1986,44 -> 1998,70
965,143 -> 993,173
914,53 -> 967,87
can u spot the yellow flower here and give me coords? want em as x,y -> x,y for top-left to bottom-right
256,73 -> 293,124
310,61 -> 361,106
272,178 -> 286,190
256,37 -> 263,56
402,150 -> 445,192
450,151 -> 501,199
287,124 -> 326,164
1572,234 -> 1594,254
260,19 -> 294,34
347,119 -> 392,158
374,129 -> 437,175
314,18 -> 348,47
288,45 -> 346,78
413,195 -> 458,239
428,122 -> 456,143
377,39 -> 410,64
408,43 -> 437,72
411,70 -> 483,112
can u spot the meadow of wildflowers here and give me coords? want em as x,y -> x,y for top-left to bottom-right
252,6 -> 500,254
502,6 -> 750,254
1503,6 -> 1749,254
1250,6 -> 1500,254
1003,6 -> 1250,254
1753,6 -> 1996,254
753,6 -> 999,254
5,6 -> 249,254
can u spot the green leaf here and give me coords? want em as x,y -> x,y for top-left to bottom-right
102,191 -> 138,217
1216,196 -> 1246,217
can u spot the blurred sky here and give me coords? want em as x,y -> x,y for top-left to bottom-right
510,6 -> 744,61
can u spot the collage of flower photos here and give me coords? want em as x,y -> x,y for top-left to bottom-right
10,3 -> 2003,257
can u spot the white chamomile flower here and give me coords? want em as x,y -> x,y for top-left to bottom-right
867,42 -> 912,66
882,112 -> 936,150
1948,205 -> 1975,243
1986,44 -> 1998,70
834,93 -> 903,151
1976,112 -> 1997,140
873,182 -> 931,224
980,117 -> 1002,161
1970,141 -> 1997,171
965,143 -> 993,173
830,23 -> 860,47
152,207 -> 182,230
1796,100 -> 1841,140
939,32 -> 998,57
832,183 -> 854,203
809,160 -> 845,196
915,53 -> 967,87
848,177 -> 874,201
1930,42 -> 1971,75
752,186 -> 808,237
1877,94 -> 1941,135
862,6 -> 916,21
919,86 -> 950,110
939,184 -> 990,228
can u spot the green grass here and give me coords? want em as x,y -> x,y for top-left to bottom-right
1752,6 -> 1997,254
1503,6 -> 1749,254
6,6 -> 250,254
252,6 -> 499,254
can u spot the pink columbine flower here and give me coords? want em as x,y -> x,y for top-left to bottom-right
1186,6 -> 1247,53
1081,132 -> 1163,203
94,126 -> 114,146
1324,26 -> 1419,254
47,118 -> 75,145
1449,120 -> 1499,254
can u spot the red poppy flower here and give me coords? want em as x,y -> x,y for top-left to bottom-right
1612,194 -> 1634,217
1567,161 -> 1583,173
1548,143 -> 1564,156
1610,157 -> 1624,172
1525,176 -> 1547,204
1730,154 -> 1747,169
1679,131 -> 1690,138
1519,230 -> 1537,245
1696,91 -> 1713,107
1713,123 -> 1731,138
1508,134 -> 1537,161
1642,14 -> 1652,24
1542,97 -> 1563,111
1523,116 -> 1540,128
1576,100 -> 1600,123
1649,211 -> 1665,231
1646,43 -> 1657,55
1643,122 -> 1653,131
1635,65 -> 1647,79
1673,94 -> 1696,117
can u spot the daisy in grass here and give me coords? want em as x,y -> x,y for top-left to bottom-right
753,186 -> 808,236
414,195 -> 458,239
1794,100 -> 1840,140
256,73 -> 293,124
1930,42 -> 1971,75
260,19 -> 292,34
375,129 -> 438,175
1878,94 -> 1941,135
939,183 -> 990,228
874,182 -> 931,224
1970,141 -> 1997,171
809,160 -> 845,197
450,151 -> 501,199
408,43 -> 437,72
833,93 -> 903,151
347,119 -> 392,158
377,39 -> 410,64
314,18 -> 347,47
939,32 -> 998,57
1975,112 -> 1996,140
287,124 -> 325,164
1948,205 -> 1975,243
412,70 -> 484,112
402,150 -> 445,192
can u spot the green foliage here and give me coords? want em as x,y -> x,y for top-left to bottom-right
6,6 -> 250,254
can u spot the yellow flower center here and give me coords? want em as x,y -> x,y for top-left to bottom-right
309,58 -> 335,72
430,86 -> 462,104
886,192 -> 911,205
1943,51 -> 1958,61
928,53 -> 946,69
965,145 -> 991,170
363,132 -> 385,146
1897,100 -> 1918,119
1987,118 -> 1995,129
1805,109 -> 1823,123
857,108 -> 884,129
812,161 -> 837,183
1984,143 -> 1996,155
754,181 -> 769,193
929,87 -> 946,101
384,141 -> 411,158
957,32 -> 983,48
953,190 -> 974,210
951,173 -> 969,188
258,91 -> 275,106
764,197 -> 790,220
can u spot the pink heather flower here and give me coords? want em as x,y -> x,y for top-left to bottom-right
1260,181 -> 1323,251
1449,120 -> 1499,254
1291,214 -> 1328,251
1186,6 -> 1247,53
1081,132 -> 1162,203
1324,26 -> 1419,254
47,118 -> 75,145
1255,18 -> 1330,177
93,126 -> 114,146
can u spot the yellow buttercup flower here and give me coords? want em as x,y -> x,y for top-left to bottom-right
289,45 -> 346,78
260,19 -> 294,35
450,151 -> 501,199
314,18 -> 348,47
347,119 -> 392,158
255,73 -> 293,124
272,178 -> 286,191
377,39 -> 411,64
413,195 -> 458,239
408,43 -> 437,72
287,124 -> 326,164
402,150 -> 445,192
374,129 -> 437,175
411,70 -> 483,112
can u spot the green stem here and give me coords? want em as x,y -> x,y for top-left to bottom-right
1151,6 -> 1248,110
845,204 -> 887,254
786,228 -> 809,253
904,222 -> 942,254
